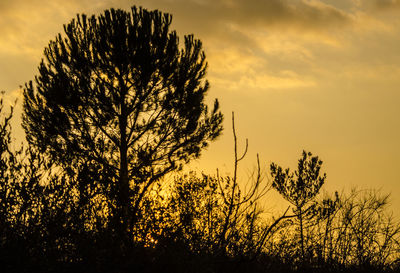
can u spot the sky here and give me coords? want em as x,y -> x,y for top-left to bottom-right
1,0 -> 400,213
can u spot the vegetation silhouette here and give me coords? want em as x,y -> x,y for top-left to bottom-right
23,6 -> 223,247
0,5 -> 399,273
270,151 -> 326,264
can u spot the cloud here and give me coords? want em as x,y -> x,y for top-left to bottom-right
118,0 -> 356,92
2,0 -> 399,94
0,0 -> 114,57
207,45 -> 316,92
371,0 -> 400,10
221,0 -> 351,29
0,0 -> 354,59
212,70 -> 316,91
130,0 -> 353,40
351,0 -> 400,13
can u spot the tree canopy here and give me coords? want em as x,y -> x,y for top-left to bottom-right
23,6 -> 223,239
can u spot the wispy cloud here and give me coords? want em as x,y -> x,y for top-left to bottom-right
0,0 -> 354,57
1,0 -> 400,93
124,0 -> 357,91
0,0 -> 112,57
370,0 -> 400,10
132,0 -> 354,40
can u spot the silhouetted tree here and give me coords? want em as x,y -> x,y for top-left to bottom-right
270,151 -> 326,264
23,6 -> 223,243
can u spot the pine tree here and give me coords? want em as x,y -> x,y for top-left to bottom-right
23,6 -> 223,242
270,151 -> 326,264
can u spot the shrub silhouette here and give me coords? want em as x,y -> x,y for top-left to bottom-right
1,101 -> 399,272
134,113 -> 271,257
312,189 -> 400,270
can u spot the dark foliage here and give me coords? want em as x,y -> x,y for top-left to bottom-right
271,151 -> 326,265
1,102 -> 399,272
23,6 -> 223,242
0,5 -> 399,273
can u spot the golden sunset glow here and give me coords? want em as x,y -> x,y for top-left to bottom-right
1,0 -> 400,213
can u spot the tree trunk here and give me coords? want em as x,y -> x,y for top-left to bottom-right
117,84 -> 130,244
299,206 -> 305,264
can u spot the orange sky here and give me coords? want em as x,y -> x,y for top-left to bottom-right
1,0 -> 400,213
